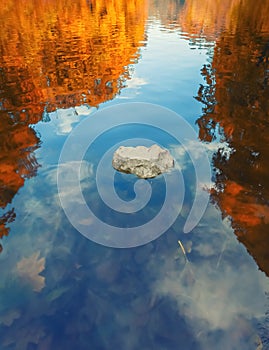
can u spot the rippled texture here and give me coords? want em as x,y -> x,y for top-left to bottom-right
1,0 -> 269,349
0,0 -> 146,117
195,0 -> 269,276
0,0 -> 146,241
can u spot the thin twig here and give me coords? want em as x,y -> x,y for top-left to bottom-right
178,239 -> 189,264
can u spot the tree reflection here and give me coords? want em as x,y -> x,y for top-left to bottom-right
147,0 -> 269,275
0,0 -> 147,249
0,0 -> 147,116
0,112 -> 40,241
195,0 -> 269,275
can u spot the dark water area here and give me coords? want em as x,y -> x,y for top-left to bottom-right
1,0 -> 269,349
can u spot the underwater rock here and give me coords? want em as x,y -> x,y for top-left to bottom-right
112,144 -> 174,179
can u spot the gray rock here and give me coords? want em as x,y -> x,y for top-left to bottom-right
112,144 -> 174,178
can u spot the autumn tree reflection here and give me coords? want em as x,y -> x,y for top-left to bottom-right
0,0 -> 147,248
195,0 -> 269,275
0,0 -> 147,116
0,111 -> 41,241
147,0 -> 269,275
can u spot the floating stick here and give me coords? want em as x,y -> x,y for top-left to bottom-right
178,239 -> 189,263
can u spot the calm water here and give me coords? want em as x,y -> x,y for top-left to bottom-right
1,0 -> 269,349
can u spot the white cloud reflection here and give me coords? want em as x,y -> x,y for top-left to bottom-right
126,76 -> 148,89
170,139 -> 233,165
117,76 -> 148,99
48,106 -> 96,135
169,140 -> 234,192
152,205 -> 269,349
1,137 -> 267,350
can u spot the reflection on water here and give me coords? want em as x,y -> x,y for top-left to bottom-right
0,114 -> 40,240
196,0 -> 269,276
0,0 -> 146,116
1,0 -> 269,349
0,0 -> 147,241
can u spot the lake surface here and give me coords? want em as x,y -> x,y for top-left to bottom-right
1,0 -> 269,349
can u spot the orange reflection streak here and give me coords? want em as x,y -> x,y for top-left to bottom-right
0,0 -> 147,245
194,0 -> 269,275
0,112 -> 40,239
0,0 -> 147,119
150,0 -> 269,42
148,0 -> 269,275
213,181 -> 269,228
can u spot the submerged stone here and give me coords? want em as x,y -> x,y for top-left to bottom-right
112,144 -> 174,179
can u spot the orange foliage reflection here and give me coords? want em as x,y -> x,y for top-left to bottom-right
0,0 -> 147,245
195,0 -> 269,274
0,0 -> 147,120
150,0 -> 269,41
0,112 -> 40,240
147,0 -> 269,274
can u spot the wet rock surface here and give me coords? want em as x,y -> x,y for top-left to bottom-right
112,144 -> 174,179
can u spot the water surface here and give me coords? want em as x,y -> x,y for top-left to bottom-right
1,0 -> 269,349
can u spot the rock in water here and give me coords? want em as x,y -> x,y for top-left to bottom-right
112,144 -> 174,179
